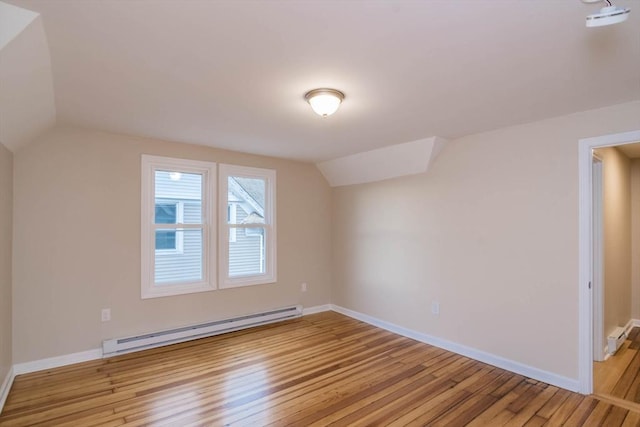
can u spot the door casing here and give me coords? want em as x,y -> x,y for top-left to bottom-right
578,130 -> 640,394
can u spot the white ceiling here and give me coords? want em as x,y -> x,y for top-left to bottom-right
4,0 -> 640,162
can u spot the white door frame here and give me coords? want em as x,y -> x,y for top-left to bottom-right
579,130 -> 640,394
592,154 -> 604,362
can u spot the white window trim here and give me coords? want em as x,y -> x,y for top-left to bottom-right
219,164 -> 277,289
155,201 -> 184,254
141,155 -> 217,299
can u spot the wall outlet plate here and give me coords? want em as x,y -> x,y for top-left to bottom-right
431,301 -> 440,316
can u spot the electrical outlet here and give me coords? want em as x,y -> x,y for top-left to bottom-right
301,282 -> 307,292
101,308 -> 111,322
431,301 -> 440,316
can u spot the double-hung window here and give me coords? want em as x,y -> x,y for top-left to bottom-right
141,156 -> 216,298
141,156 -> 275,298
219,164 -> 276,288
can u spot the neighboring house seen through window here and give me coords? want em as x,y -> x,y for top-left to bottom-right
155,202 -> 184,251
227,203 -> 237,243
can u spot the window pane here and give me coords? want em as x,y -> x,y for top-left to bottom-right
156,230 -> 176,250
155,229 -> 203,284
155,170 -> 202,224
229,226 -> 265,277
155,204 -> 177,224
227,176 -> 265,225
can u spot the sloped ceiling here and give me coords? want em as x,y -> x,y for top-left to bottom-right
2,0 -> 639,160
0,1 -> 56,152
318,137 -> 448,187
0,0 -> 36,50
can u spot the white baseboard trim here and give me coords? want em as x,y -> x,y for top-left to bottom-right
329,304 -> 580,393
13,348 -> 103,376
302,304 -> 331,315
6,304 -> 581,395
0,366 -> 15,415
624,319 -> 638,337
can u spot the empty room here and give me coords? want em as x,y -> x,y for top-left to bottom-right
0,0 -> 639,425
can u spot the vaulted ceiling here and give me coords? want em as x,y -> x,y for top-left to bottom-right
2,0 -> 639,161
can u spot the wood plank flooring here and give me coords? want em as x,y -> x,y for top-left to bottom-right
594,327 -> 640,409
1,311 -> 638,426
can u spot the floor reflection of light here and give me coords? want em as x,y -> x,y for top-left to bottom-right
221,362 -> 271,425
145,386 -> 202,424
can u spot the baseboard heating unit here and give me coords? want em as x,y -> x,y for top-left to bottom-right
608,326 -> 627,356
102,305 -> 302,356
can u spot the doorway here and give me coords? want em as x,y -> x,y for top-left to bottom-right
579,130 -> 640,395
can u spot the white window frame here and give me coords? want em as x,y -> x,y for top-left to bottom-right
141,155 -> 217,299
219,164 -> 277,289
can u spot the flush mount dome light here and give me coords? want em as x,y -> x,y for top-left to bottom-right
304,88 -> 345,117
583,0 -> 630,27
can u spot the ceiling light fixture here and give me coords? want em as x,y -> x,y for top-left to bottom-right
583,0 -> 630,27
304,88 -> 345,117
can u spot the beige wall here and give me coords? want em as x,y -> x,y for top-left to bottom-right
12,127 -> 332,363
595,147 -> 631,339
0,143 -> 12,383
631,159 -> 640,319
332,101 -> 640,380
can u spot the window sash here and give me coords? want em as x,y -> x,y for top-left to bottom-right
141,155 -> 217,299
218,164 -> 276,289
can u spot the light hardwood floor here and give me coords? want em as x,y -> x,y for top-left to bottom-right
594,327 -> 640,412
1,312 -> 639,426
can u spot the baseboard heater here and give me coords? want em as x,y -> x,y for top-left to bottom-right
102,305 -> 302,357
608,326 -> 627,356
